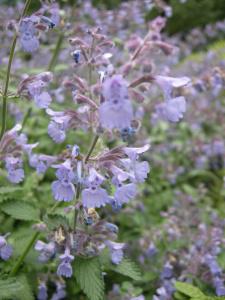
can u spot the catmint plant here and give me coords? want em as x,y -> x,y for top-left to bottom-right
0,1 -> 198,299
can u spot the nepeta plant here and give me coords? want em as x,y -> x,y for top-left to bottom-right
0,1 -> 191,299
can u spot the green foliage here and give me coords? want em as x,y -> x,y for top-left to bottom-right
166,0 -> 225,35
74,257 -> 105,300
0,186 -> 23,203
145,0 -> 225,36
111,258 -> 142,281
43,213 -> 69,230
174,282 -> 225,300
100,250 -> 141,281
0,275 -> 34,300
1,200 -> 40,221
0,186 -> 23,195
175,282 -> 205,298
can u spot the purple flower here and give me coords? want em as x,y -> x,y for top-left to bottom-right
156,96 -> 186,123
57,249 -> 74,278
212,140 -> 225,156
155,75 -> 190,101
82,186 -> 111,208
161,262 -> 173,279
99,100 -> 133,130
0,235 -> 13,261
121,158 -> 150,183
214,278 -> 225,296
105,223 -> 119,234
204,254 -> 221,276
19,18 -> 39,53
51,282 -> 67,300
52,161 -> 76,202
154,75 -> 189,123
5,156 -> 24,184
99,75 -> 133,129
57,261 -> 73,278
114,181 -> 137,205
27,81 -> 52,109
29,154 -> 57,175
37,282 -> 48,300
46,109 -> 70,143
34,240 -> 56,262
0,236 -> 6,248
105,240 -> 125,265
123,144 -> 150,159
146,242 -> 158,258
0,244 -> 13,261
81,168 -> 111,208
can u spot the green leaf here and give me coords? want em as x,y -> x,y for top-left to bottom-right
99,250 -> 141,281
0,275 -> 34,300
174,291 -> 189,300
43,214 -> 69,230
1,200 -> 40,221
74,256 -> 104,300
0,186 -> 23,203
175,282 -> 205,298
0,186 -> 23,194
112,258 -> 142,281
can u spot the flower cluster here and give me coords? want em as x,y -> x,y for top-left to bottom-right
0,234 -> 13,261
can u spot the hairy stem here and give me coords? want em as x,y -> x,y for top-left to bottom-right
48,32 -> 64,71
84,134 -> 99,164
0,0 -> 32,140
21,107 -> 32,132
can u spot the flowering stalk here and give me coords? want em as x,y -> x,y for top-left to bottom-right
73,182 -> 81,232
84,134 -> 99,164
0,0 -> 32,140
48,32 -> 64,71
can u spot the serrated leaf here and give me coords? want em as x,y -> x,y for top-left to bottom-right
0,275 -> 34,300
175,282 -> 205,298
74,256 -> 104,300
0,186 -> 23,194
100,250 -> 142,281
112,258 -> 142,281
1,200 -> 40,221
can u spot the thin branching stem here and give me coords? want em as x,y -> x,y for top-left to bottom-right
0,0 -> 32,140
84,134 -> 99,164
48,32 -> 64,71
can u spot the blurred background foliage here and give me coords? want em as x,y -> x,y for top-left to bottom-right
2,0 -> 225,35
